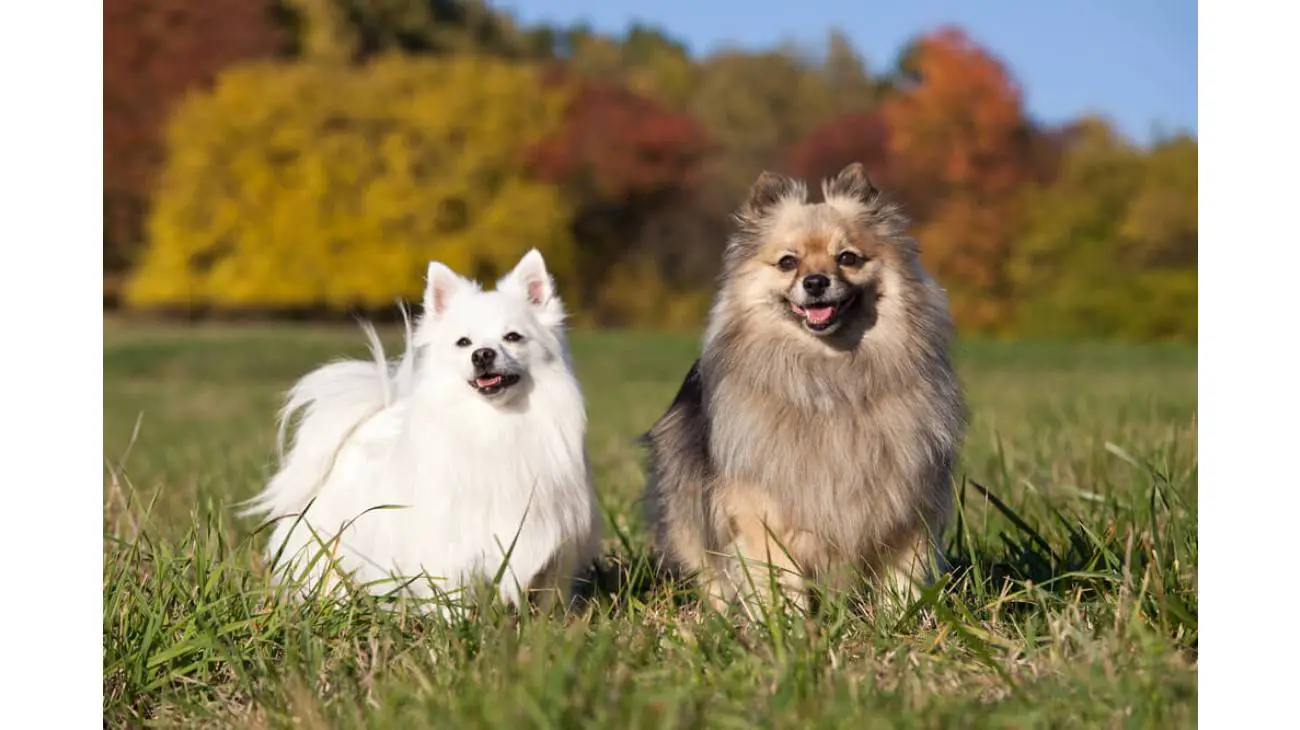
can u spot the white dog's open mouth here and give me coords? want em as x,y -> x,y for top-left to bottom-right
470,372 -> 521,395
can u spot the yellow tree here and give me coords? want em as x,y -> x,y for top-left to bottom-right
125,55 -> 575,313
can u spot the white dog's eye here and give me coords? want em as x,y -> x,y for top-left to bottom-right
504,332 -> 524,344
455,337 -> 472,348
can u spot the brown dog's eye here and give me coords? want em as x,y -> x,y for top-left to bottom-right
503,332 -> 524,343
836,251 -> 864,268
777,255 -> 798,271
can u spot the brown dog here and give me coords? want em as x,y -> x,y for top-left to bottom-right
641,163 -> 967,612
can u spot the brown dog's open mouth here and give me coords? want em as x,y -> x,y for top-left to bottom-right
470,372 -> 521,395
789,293 -> 857,332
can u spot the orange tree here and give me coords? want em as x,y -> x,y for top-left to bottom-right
882,27 -> 1038,333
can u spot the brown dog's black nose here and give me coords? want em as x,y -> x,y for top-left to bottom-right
802,274 -> 830,297
471,348 -> 496,369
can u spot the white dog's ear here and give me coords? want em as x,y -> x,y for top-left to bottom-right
502,249 -> 554,307
424,261 -> 466,315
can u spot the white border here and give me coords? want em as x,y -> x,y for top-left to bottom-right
1,1 -> 102,725
0,1 -> 1238,726
1199,0 -> 1299,726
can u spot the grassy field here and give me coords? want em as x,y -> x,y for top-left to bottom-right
103,318 -> 1197,728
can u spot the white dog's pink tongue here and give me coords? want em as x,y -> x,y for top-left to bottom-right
476,374 -> 502,387
804,305 -> 835,324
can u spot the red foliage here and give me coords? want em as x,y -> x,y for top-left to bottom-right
784,111 -> 893,199
527,70 -> 712,203
524,69 -> 716,317
104,0 -> 286,273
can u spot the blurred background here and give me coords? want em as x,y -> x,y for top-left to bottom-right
103,0 -> 1197,342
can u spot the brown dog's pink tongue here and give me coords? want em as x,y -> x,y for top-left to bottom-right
805,305 -> 835,324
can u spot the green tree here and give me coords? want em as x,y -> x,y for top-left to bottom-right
1122,135 -> 1197,269
689,45 -> 853,198
822,29 -> 883,111
553,23 -> 700,108
1011,118 -> 1197,342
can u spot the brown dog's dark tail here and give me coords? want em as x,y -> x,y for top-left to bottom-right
638,359 -> 716,579
635,359 -> 706,447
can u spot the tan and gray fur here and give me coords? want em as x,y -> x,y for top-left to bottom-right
641,163 -> 967,612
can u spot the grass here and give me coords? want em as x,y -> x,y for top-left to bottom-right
103,317 -> 1197,728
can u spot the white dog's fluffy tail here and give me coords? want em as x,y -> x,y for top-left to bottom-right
241,305 -> 417,521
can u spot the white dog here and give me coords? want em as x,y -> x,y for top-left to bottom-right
242,250 -> 602,614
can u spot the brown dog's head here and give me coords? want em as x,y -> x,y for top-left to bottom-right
719,163 -> 917,341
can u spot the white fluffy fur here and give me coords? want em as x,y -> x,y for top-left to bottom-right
242,250 -> 602,614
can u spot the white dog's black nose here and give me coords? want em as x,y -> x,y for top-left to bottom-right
471,348 -> 496,369
802,274 -> 830,297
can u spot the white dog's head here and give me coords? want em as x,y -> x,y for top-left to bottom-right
413,249 -> 571,405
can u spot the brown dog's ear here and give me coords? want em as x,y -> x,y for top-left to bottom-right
823,162 -> 880,204
748,171 -> 803,210
735,171 -> 805,230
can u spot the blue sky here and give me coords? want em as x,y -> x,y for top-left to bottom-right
497,0 -> 1197,147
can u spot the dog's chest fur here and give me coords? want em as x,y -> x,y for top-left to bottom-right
703,341 -> 952,557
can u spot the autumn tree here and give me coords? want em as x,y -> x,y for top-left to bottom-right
1121,134 -> 1197,270
550,23 -> 700,108
525,70 -> 714,325
104,0 -> 288,297
821,30 -> 885,111
1010,118 -> 1197,341
881,26 -> 1038,332
125,56 -> 574,314
280,0 -> 540,62
785,111 -> 893,193
689,41 -> 872,201
283,0 -> 358,63
781,32 -> 889,187
524,28 -> 885,325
